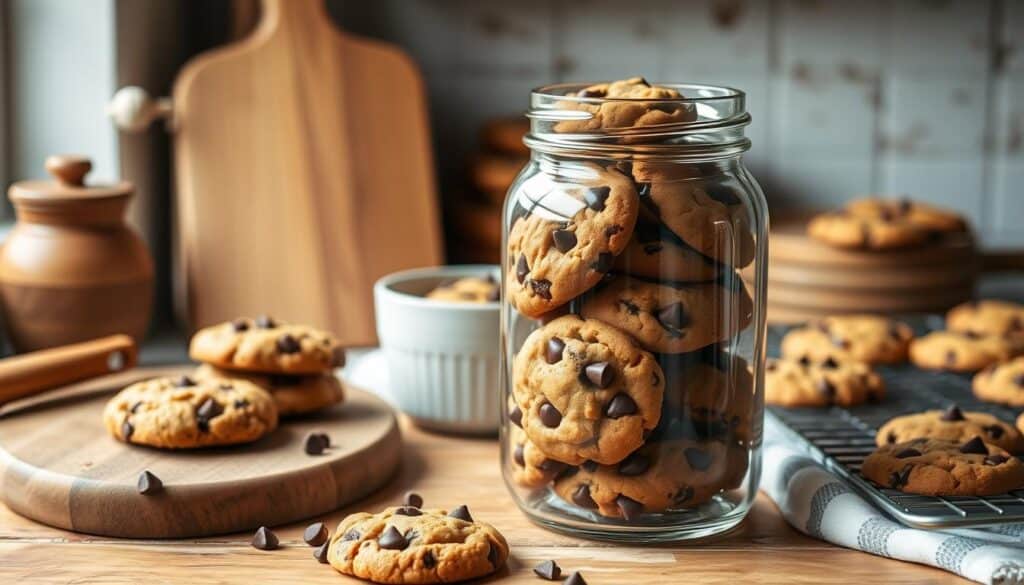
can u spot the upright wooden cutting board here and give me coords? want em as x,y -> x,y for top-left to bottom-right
171,0 -> 442,345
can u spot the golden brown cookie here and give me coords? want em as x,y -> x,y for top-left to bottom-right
861,437 -> 1024,496
506,163 -> 638,318
765,357 -> 884,407
193,364 -> 344,416
189,316 -> 343,374
612,210 -> 720,282
327,506 -> 508,585
846,197 -> 967,234
425,276 -> 499,303
579,276 -> 753,354
909,331 -> 1024,372
508,426 -> 569,488
512,315 -> 664,466
876,406 -> 1024,454
103,376 -> 278,449
554,77 -> 696,133
659,353 -> 756,443
973,356 -> 1024,406
947,299 -> 1024,339
780,315 -> 914,365
807,210 -> 929,250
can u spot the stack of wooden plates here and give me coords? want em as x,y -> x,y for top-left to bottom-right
745,214 -> 980,324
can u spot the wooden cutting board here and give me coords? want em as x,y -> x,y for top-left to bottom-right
0,366 -> 400,538
171,0 -> 442,345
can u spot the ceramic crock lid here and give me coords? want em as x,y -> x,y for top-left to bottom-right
8,155 -> 133,204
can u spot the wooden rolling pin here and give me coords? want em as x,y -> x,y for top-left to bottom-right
0,335 -> 137,405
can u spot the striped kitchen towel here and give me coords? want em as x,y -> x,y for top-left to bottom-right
763,415 -> 1024,585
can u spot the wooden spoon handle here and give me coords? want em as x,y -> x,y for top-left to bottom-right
0,335 -> 137,405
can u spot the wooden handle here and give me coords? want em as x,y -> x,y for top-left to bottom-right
0,335 -> 137,405
45,155 -> 92,187
981,250 -> 1024,273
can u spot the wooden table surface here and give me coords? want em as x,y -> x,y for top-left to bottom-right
0,415 -> 968,584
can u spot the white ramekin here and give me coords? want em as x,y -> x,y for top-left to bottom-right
373,265 -> 501,435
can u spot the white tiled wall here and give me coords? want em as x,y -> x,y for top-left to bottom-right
338,0 -> 1024,247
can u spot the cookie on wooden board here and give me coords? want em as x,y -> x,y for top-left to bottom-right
193,364 -> 344,417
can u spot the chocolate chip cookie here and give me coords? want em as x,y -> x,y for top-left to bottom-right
553,439 -> 746,519
807,210 -> 929,250
103,376 -> 278,449
909,331 -> 1024,372
327,506 -> 509,584
765,357 -> 884,407
846,197 -> 967,234
631,161 -> 756,267
781,315 -> 914,365
579,276 -> 753,354
659,353 -> 756,443
554,77 -> 696,133
509,426 -> 570,488
861,437 -> 1024,496
426,276 -> 499,303
973,356 -> 1024,406
190,317 -> 344,374
512,315 -> 664,465
506,163 -> 638,318
193,364 -> 344,416
876,406 -> 1024,454
947,299 -> 1024,339
613,211 -> 719,282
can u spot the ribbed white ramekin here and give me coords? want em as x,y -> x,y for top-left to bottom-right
374,265 -> 500,435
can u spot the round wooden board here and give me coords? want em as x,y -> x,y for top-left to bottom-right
0,366 -> 401,538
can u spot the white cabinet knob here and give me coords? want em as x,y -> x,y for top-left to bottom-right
107,86 -> 172,132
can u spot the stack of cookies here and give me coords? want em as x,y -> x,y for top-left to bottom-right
505,77 -> 755,521
102,316 -> 345,450
807,197 -> 968,250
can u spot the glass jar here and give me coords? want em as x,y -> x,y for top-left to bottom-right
500,78 -> 767,542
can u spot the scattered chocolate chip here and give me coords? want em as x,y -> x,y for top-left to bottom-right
618,453 -> 650,476
565,571 -> 588,585
960,436 -> 988,455
509,404 -> 523,428
516,255 -> 529,283
941,405 -> 965,421
304,432 -> 330,455
895,448 -> 921,459
530,279 -> 553,299
584,362 -> 614,388
196,398 -> 224,421
255,315 -> 276,329
581,460 -> 598,472
122,421 -> 134,441
448,505 -> 473,522
404,491 -> 423,508
534,560 -> 562,580
985,455 -> 1009,466
137,470 -> 162,495
591,252 -> 613,273
584,186 -> 611,211
821,357 -> 839,369
422,550 -> 436,569
572,484 -> 598,508
313,542 -> 330,563
552,229 -> 577,252
656,302 -> 688,331
605,393 -> 637,419
684,447 -> 712,471
513,444 -> 526,466
252,526 -> 279,550
175,375 -> 195,387
342,529 -> 360,542
304,522 -> 328,546
539,402 -> 563,427
616,495 -> 644,520
986,424 -> 1005,439
276,334 -> 301,354
546,337 -> 565,364
487,541 -> 501,568
394,506 -> 423,517
378,526 -> 408,550
890,466 -> 912,489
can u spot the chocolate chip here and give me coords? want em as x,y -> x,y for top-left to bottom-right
534,559 -> 562,581
404,491 -> 423,508
656,302 -> 688,331
584,362 -> 614,388
538,459 -> 568,475
684,447 -> 712,471
530,279 -> 553,299
546,337 -> 565,364
196,398 -> 224,421
137,470 -> 162,495
197,418 -> 209,433
378,525 -> 408,550
591,252 -> 613,273
509,404 -> 523,428
636,77 -> 650,86
572,484 -> 598,508
252,526 -> 279,550
122,421 -> 134,441
231,319 -> 249,332
887,432 -> 897,444
233,399 -> 249,409
565,571 -> 588,585
584,186 -> 610,211
130,401 -> 144,414
985,455 -> 1009,466
487,541 -> 501,568
798,355 -> 811,367
616,494 -> 644,520
539,402 -> 563,427
342,529 -> 360,542
313,542 -> 330,563
581,460 -> 598,472
303,522 -> 328,546
394,506 -> 422,516
304,432 -> 330,455
816,379 -> 836,402
618,453 -> 650,476
448,505 -> 473,522
964,330 -> 982,340
605,393 -> 637,419
895,448 -> 921,459
552,229 -> 577,252
422,550 -> 436,569
960,436 -> 988,455
175,375 -> 195,387
766,360 -> 778,372
986,424 -> 1005,439
276,334 -> 301,354
516,255 -> 529,283
255,315 -> 276,329
513,444 -> 526,466
941,405 -> 965,421
890,466 -> 912,489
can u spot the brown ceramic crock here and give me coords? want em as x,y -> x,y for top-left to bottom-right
0,155 -> 154,352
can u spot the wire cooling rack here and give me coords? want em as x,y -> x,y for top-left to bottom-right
767,318 -> 1024,528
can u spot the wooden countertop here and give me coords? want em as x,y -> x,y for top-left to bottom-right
0,415 -> 970,584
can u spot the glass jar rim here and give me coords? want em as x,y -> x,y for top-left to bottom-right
530,81 -> 745,104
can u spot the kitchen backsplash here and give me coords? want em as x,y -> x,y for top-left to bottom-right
336,0 -> 1023,247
